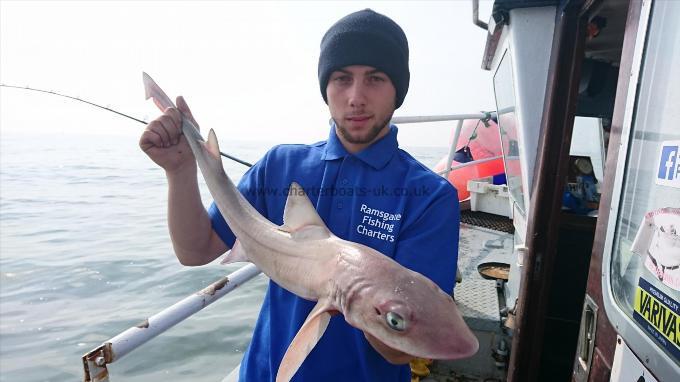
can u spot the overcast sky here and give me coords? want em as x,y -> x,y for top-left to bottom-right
0,0 -> 494,146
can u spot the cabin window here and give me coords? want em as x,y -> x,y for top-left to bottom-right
609,11 -> 680,362
493,51 -> 525,215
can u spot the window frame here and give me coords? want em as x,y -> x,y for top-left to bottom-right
600,0 -> 680,378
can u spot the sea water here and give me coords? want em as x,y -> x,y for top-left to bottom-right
0,131 -> 447,381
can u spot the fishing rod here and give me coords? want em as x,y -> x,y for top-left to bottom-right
0,83 -> 253,168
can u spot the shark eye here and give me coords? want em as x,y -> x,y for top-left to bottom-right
385,312 -> 406,331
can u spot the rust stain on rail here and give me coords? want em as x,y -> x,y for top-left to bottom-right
82,342 -> 114,381
199,276 -> 230,296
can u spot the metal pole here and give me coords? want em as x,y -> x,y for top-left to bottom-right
444,119 -> 465,179
82,263 -> 262,381
472,0 -> 489,30
392,113 -> 488,124
436,155 -> 503,175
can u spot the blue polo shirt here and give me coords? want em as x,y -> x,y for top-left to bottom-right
209,125 -> 460,382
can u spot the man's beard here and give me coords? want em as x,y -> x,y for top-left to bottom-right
334,112 -> 393,145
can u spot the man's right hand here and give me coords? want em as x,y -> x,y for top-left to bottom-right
139,95 -> 228,265
139,96 -> 198,174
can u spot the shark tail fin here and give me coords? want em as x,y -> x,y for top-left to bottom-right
220,239 -> 251,264
276,301 -> 332,382
142,72 -> 176,111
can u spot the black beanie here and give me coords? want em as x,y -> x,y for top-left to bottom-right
318,9 -> 410,109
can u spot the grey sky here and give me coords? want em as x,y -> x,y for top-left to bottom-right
0,0 -> 494,146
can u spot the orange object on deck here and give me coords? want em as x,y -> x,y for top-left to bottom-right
433,118 -> 505,200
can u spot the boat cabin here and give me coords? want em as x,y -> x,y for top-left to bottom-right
441,1 -> 679,381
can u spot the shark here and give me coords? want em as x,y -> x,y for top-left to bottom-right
143,72 -> 479,381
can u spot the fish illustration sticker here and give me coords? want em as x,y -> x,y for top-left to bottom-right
631,207 -> 680,291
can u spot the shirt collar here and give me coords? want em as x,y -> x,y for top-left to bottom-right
321,123 -> 349,161
322,123 -> 399,170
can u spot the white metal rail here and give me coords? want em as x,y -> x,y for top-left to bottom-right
82,264 -> 261,382
81,111 -> 496,382
392,112 -> 494,180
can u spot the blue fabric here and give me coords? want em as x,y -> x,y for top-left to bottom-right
209,125 -> 460,382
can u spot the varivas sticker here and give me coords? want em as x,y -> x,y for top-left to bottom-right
633,277 -> 680,362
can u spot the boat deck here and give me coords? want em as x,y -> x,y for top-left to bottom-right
425,210 -> 514,382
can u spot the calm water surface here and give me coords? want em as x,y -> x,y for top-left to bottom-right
0,131 -> 447,381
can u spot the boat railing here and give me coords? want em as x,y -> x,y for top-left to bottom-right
81,111 -> 496,382
82,264 -> 261,382
435,155 -> 504,176
392,112 -> 495,180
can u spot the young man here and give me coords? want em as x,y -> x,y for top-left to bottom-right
140,9 -> 460,382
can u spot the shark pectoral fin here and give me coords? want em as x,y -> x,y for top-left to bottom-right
276,301 -> 332,382
282,182 -> 331,236
220,239 -> 250,264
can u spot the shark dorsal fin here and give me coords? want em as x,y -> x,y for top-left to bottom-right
205,129 -> 221,160
282,182 -> 330,239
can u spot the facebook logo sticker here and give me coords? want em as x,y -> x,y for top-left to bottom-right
656,141 -> 680,188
